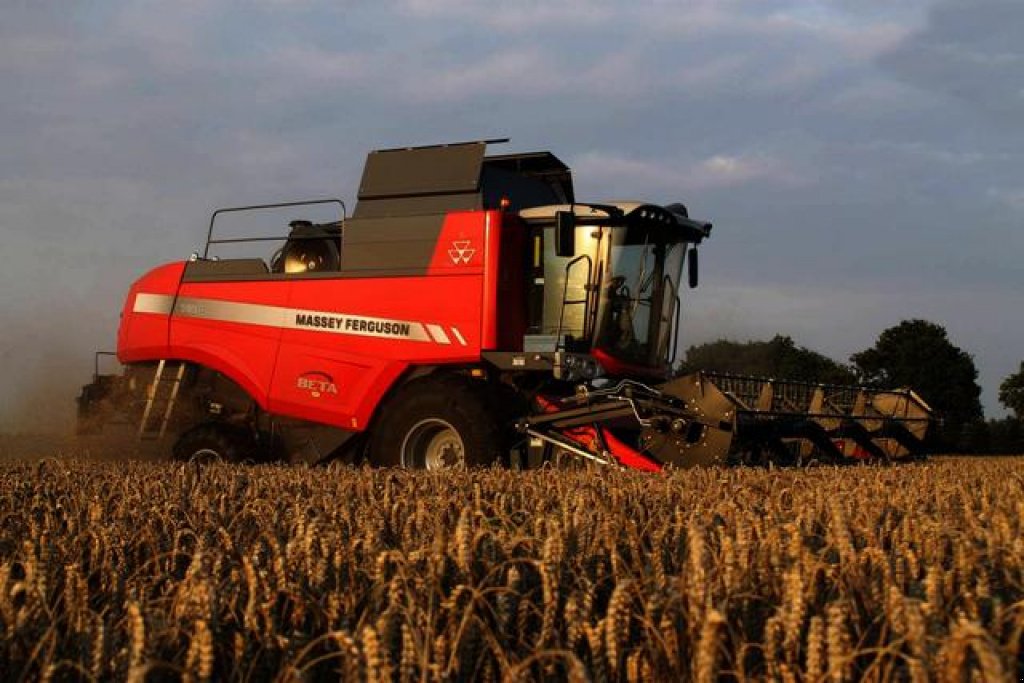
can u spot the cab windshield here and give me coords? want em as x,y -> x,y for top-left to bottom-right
597,232 -> 685,367
527,224 -> 688,370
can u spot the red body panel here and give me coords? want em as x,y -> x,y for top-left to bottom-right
118,262 -> 183,361
481,212 -> 501,349
426,211 -> 488,276
117,211 -> 502,432
277,272 -> 483,430
170,279 -> 290,407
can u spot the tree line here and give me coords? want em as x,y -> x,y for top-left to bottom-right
681,319 -> 1024,454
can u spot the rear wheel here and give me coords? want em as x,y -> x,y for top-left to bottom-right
172,423 -> 254,464
369,376 -> 504,469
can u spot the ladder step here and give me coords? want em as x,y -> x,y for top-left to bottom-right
138,360 -> 187,439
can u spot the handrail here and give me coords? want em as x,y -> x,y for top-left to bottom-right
701,370 -> 912,394
555,254 -> 592,351
93,351 -> 119,380
662,274 -> 681,366
202,198 -> 346,258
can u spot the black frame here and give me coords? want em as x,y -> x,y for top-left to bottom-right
202,199 -> 347,258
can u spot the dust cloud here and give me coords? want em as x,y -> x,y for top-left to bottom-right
0,310 -> 114,437
0,311 -> 168,461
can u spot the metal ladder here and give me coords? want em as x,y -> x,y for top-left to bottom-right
138,360 -> 187,439
555,254 -> 594,350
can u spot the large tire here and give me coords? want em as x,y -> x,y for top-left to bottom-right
369,376 -> 504,469
172,423 -> 254,464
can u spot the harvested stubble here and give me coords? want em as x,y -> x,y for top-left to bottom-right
0,458 -> 1022,681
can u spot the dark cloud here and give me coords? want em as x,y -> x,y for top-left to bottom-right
880,0 -> 1024,122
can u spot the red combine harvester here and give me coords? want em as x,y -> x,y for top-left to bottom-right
77,140 -> 932,469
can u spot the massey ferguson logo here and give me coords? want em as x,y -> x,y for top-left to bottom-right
448,240 -> 475,265
297,372 -> 338,398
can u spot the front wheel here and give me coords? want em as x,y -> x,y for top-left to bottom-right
172,423 -> 254,464
369,376 -> 504,470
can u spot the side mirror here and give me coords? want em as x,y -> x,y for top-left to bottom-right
555,210 -> 576,258
688,247 -> 699,288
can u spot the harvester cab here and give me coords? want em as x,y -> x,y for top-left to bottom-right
77,139 -> 933,469
515,201 -> 709,380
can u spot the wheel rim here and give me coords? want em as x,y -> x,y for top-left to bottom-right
190,447 -> 223,464
400,418 -> 465,470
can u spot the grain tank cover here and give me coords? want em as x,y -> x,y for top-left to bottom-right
352,139 -> 574,218
359,142 -> 486,201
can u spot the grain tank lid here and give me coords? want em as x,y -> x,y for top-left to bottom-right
353,138 -> 577,218
357,140 -> 492,201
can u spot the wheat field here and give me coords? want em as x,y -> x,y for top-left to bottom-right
0,456 -> 1021,681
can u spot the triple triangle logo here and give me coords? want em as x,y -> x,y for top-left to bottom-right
448,240 -> 476,265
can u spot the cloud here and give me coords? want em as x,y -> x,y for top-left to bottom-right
393,0 -> 913,62
237,0 -> 918,106
397,0 -> 619,28
268,45 -> 376,84
573,151 -> 805,194
986,187 -> 1024,212
880,0 -> 1024,122
824,78 -> 936,115
840,139 -> 997,167
403,49 -> 559,100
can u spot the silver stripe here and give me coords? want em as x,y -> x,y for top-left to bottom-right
133,292 -> 437,343
133,292 -> 175,315
426,324 -> 450,345
451,327 -> 467,346
174,297 -> 288,328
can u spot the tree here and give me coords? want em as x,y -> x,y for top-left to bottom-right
987,417 -> 1023,454
683,335 -> 857,384
851,320 -> 982,431
998,362 -> 1024,418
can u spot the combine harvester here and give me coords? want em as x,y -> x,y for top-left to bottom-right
77,140 -> 932,469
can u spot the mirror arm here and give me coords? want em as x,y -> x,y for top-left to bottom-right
688,247 -> 699,288
555,209 -> 576,258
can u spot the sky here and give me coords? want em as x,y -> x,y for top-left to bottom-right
1,0 -> 1022,430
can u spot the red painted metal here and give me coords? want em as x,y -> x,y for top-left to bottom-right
114,207 -> 664,469
600,428 -> 663,472
117,262 -> 183,362
276,272 -> 483,430
170,278 -> 290,409
591,347 -> 668,381
117,211 -> 495,432
535,395 -> 663,471
481,211 -> 502,349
